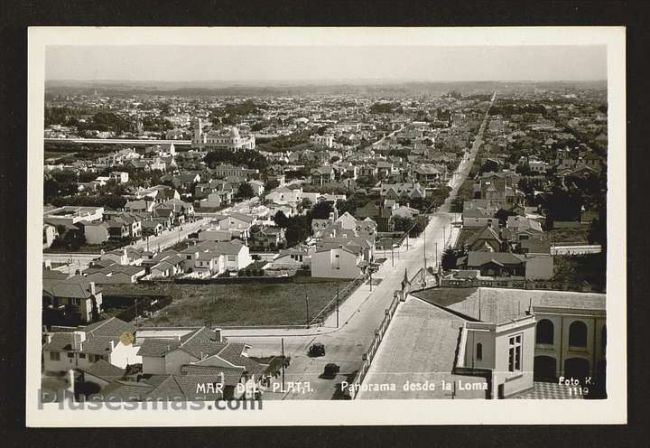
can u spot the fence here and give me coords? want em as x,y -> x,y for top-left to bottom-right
309,275 -> 366,327
173,275 -> 296,285
109,295 -> 172,323
439,277 -> 591,292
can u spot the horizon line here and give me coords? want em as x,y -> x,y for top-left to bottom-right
45,78 -> 608,85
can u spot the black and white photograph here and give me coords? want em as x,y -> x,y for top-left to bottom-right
25,26 -> 626,426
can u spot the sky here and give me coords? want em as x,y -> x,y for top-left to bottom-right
45,45 -> 607,83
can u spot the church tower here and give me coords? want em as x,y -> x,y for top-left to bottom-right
192,118 -> 204,148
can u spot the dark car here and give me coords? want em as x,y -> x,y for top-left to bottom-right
323,363 -> 340,378
308,342 -> 325,357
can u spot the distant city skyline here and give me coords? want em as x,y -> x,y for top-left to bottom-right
46,45 -> 607,83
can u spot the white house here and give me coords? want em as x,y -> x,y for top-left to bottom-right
42,317 -> 141,373
265,186 -> 302,204
311,246 -> 363,279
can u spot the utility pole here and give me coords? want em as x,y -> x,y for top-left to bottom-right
391,237 -> 394,267
336,286 -> 340,328
281,338 -> 285,392
423,224 -> 427,271
435,242 -> 438,268
369,268 -> 373,292
305,293 -> 310,328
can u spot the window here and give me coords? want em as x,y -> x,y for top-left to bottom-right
569,321 -> 588,348
67,352 -> 74,359
49,352 -> 60,361
536,319 -> 554,345
79,353 -> 86,359
508,335 -> 522,372
476,343 -> 483,361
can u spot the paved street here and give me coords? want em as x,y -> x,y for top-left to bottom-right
131,216 -> 210,252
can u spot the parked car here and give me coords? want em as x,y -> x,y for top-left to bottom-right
308,342 -> 325,357
323,363 -> 340,378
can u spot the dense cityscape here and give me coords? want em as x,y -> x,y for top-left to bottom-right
41,80 -> 607,402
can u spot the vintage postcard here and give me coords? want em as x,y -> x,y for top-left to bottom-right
26,26 -> 626,426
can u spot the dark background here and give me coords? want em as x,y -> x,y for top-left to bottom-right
0,0 -> 648,446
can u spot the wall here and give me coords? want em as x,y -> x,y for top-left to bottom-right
311,249 -> 362,279
164,349 -> 197,375
235,246 -> 253,271
110,341 -> 142,369
492,319 -> 536,398
524,254 -> 554,280
532,312 -> 606,380
464,328 -> 496,371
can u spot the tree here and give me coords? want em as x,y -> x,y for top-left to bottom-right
264,178 -> 280,191
311,201 -> 334,220
273,211 -> 289,228
236,182 -> 255,199
441,248 -> 458,271
543,186 -> 583,222
392,216 -> 414,233
516,161 -> 532,176
494,208 -> 518,226
479,159 -> 500,175
587,206 -> 607,250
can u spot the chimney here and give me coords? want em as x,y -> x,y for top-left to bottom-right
89,282 -> 96,296
110,340 -> 115,351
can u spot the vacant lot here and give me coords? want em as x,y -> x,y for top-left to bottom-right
547,224 -> 590,243
102,278 -> 351,327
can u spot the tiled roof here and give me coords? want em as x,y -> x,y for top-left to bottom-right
43,333 -> 74,352
178,327 -> 228,359
82,359 -> 125,380
137,338 -> 181,357
137,327 -> 225,359
43,276 -> 98,300
466,251 -> 525,267
466,225 -> 502,247
98,380 -> 153,401
82,317 -> 135,338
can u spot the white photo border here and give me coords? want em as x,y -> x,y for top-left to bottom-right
26,26 -> 626,426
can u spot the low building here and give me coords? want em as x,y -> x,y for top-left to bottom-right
311,246 -> 364,279
414,288 -> 606,398
42,317 -> 139,373
43,276 -> 103,324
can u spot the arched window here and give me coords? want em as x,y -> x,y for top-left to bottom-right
536,319 -> 554,345
569,321 -> 588,348
476,343 -> 483,361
